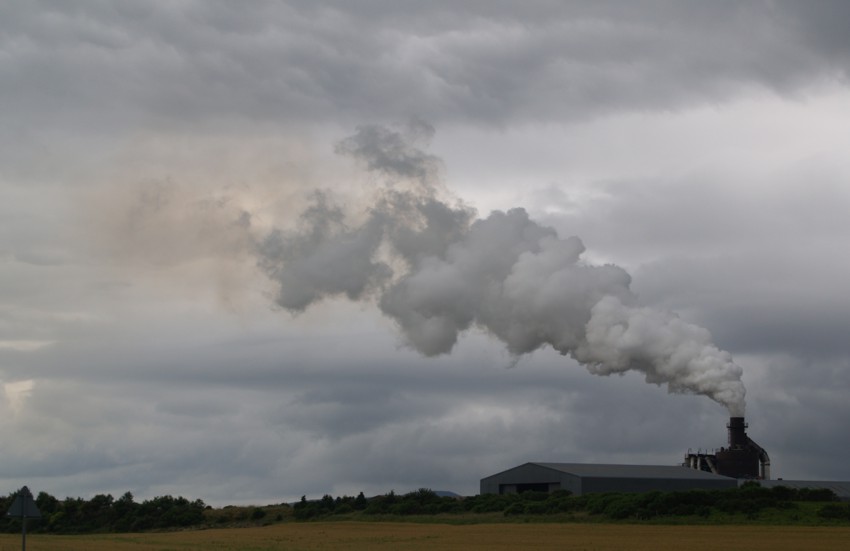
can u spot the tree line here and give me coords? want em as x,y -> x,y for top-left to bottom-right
3,483 -> 846,532
0,489 -> 207,533
293,483 -> 847,522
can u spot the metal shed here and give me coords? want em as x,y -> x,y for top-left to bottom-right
480,462 -> 737,496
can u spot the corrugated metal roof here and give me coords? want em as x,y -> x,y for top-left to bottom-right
532,462 -> 734,480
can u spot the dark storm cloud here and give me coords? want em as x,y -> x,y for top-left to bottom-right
2,0 -> 849,136
782,1 -> 850,64
2,315 -> 721,501
635,254 -> 850,359
0,285 -> 731,494
744,355 -> 850,481
2,1 -> 850,505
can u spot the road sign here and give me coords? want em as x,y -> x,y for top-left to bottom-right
7,486 -> 41,519
6,486 -> 41,551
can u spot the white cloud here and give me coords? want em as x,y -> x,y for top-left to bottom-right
0,341 -> 54,352
3,379 -> 34,416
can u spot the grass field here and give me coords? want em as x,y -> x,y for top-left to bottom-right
1,522 -> 849,551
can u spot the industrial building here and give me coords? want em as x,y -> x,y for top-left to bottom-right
684,417 -> 770,479
480,462 -> 737,496
481,416 -> 850,500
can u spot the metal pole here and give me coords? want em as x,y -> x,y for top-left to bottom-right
22,515 -> 26,551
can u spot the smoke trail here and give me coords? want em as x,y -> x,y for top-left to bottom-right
257,122 -> 746,415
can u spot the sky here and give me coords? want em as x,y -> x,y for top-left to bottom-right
2,1 -> 850,506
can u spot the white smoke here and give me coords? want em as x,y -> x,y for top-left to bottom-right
256,122 -> 746,415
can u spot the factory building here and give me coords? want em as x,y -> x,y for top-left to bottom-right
480,462 -> 737,496
481,417 -> 850,500
684,417 -> 771,479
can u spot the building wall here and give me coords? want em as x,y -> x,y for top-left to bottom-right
480,463 -> 580,495
581,476 -> 736,494
497,482 -> 562,494
481,463 -> 738,496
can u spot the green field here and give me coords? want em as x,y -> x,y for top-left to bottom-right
1,522 -> 849,551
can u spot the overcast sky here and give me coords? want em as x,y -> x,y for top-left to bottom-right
2,1 -> 850,505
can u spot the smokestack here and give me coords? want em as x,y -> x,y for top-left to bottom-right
728,416 -> 748,448
686,416 -> 770,479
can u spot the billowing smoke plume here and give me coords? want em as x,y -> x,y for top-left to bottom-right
257,121 -> 746,415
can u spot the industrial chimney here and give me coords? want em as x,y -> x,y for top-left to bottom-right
684,416 -> 770,479
727,417 -> 748,448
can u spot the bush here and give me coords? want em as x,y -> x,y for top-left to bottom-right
584,493 -> 622,515
796,488 -> 838,502
503,503 -> 526,516
465,493 -> 514,514
523,502 -> 549,515
354,492 -> 368,510
818,504 -> 850,520
605,500 -> 638,520
518,491 -> 549,502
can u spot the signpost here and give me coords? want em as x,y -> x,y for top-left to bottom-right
6,486 -> 41,551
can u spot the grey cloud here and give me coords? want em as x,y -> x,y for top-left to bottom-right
154,397 -> 237,418
279,385 -> 443,439
2,1 -> 849,506
2,0 -> 848,140
1,298 -> 843,503
90,179 -> 255,267
635,253 -> 850,359
258,194 -> 392,311
782,1 -> 850,66
533,175 -> 850,361
335,120 -> 440,185
745,355 -> 850,480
